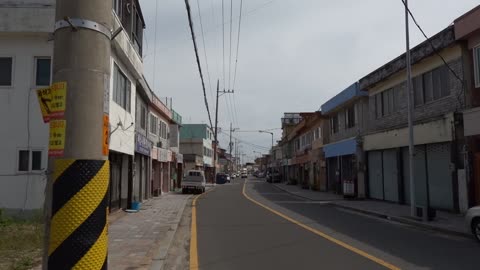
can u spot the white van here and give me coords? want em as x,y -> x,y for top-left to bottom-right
182,170 -> 206,194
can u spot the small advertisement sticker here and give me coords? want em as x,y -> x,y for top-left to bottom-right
36,87 -> 52,123
103,115 -> 109,156
49,119 -> 66,157
50,82 -> 67,119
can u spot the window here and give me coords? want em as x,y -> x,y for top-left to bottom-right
475,46 -> 480,88
345,106 -> 355,129
149,114 -> 158,135
32,151 -> 42,170
35,57 -> 51,86
140,105 -> 147,130
0,57 -> 13,86
18,150 -> 29,171
314,127 -> 322,140
159,121 -> 168,139
330,114 -> 339,134
18,150 -> 43,172
113,64 -> 131,112
375,88 -> 395,118
413,76 -> 424,106
414,66 -> 450,105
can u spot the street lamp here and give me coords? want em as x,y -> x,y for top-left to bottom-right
259,130 -> 274,173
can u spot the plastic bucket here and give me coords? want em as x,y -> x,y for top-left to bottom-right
131,201 -> 141,211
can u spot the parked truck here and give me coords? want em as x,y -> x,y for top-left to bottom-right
182,170 -> 206,194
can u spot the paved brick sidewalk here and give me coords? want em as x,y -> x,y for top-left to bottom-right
108,193 -> 191,270
273,183 -> 469,237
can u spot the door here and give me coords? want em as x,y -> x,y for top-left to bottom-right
109,153 -> 122,211
403,146 -> 429,207
427,143 -> 453,210
368,151 -> 383,200
474,153 -> 480,205
402,148 -> 411,204
383,149 -> 399,202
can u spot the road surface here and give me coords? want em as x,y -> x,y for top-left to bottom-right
193,178 -> 480,270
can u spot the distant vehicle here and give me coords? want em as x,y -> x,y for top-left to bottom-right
241,171 -> 248,178
216,173 -> 229,184
466,206 -> 480,242
182,170 -> 206,194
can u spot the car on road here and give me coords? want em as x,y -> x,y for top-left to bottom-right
241,172 -> 248,178
216,173 -> 229,184
466,206 -> 480,242
182,170 -> 206,194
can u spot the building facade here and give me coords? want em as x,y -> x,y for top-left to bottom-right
360,26 -> 465,211
0,1 -> 55,217
321,83 -> 368,198
180,124 -> 215,181
455,6 -> 480,208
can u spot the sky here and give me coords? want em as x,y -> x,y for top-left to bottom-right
138,0 -> 479,163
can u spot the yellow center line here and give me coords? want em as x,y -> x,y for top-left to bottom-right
190,186 -> 215,270
242,180 -> 401,270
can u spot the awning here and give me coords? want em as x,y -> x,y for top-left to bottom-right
323,138 -> 356,158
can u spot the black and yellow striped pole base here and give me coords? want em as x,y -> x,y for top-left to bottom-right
48,159 -> 109,269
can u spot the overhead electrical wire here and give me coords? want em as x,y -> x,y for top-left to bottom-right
222,0 -> 226,91
232,0 -> 243,92
228,0 -> 233,91
184,0 -> 214,130
400,0 -> 465,109
196,0 -> 215,113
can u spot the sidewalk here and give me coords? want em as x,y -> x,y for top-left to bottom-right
273,183 -> 469,237
108,192 -> 192,270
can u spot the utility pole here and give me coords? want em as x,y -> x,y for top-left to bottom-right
44,1 -> 112,269
213,82 -> 234,181
213,80 -> 220,184
404,0 -> 417,219
229,123 -> 233,173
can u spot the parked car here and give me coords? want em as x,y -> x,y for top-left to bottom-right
182,170 -> 206,194
216,173 -> 229,184
466,206 -> 480,242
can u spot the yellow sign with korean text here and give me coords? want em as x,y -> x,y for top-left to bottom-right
50,82 -> 67,119
49,120 -> 66,157
36,87 -> 52,123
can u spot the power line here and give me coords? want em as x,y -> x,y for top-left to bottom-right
219,130 -> 270,150
196,0 -> 215,113
232,0 -> 243,92
184,0 -> 214,129
228,0 -> 233,90
222,0 -> 226,91
400,0 -> 464,109
152,0 -> 159,90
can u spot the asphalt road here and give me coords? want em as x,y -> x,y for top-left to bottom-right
195,178 -> 480,270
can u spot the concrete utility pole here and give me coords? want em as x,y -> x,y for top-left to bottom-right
213,82 -> 234,180
229,122 -> 233,173
404,0 -> 417,219
44,1 -> 112,269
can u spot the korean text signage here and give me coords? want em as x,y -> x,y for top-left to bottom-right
37,82 -> 68,157
49,120 -> 66,157
135,133 -> 152,156
36,82 -> 67,123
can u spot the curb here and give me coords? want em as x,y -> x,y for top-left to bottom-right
333,203 -> 471,239
272,183 -> 343,202
150,194 -> 193,270
273,184 -> 471,239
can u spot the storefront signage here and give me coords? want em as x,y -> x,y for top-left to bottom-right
135,133 -> 152,156
177,153 -> 183,164
49,119 -> 66,157
167,150 -> 173,162
158,148 -> 169,162
151,147 -> 158,160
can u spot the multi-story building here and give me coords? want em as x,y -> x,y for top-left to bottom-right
170,109 -> 183,189
0,0 -> 147,214
149,95 -> 173,195
0,0 -> 55,217
107,0 -> 145,211
360,25 -> 465,211
180,124 -> 215,181
279,113 -> 302,183
133,77 -> 153,203
455,6 -> 480,207
321,83 -> 368,197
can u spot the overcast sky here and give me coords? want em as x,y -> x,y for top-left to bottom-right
139,0 -> 478,162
